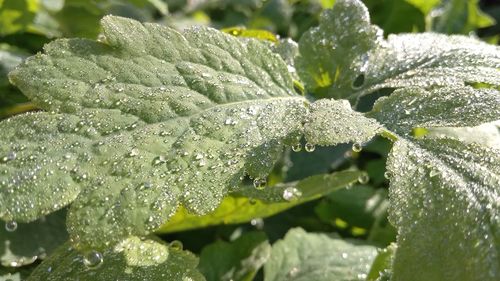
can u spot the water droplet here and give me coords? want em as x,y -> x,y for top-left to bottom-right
358,173 -> 369,184
282,187 -> 302,201
352,142 -> 362,152
1,152 -> 16,163
341,252 -> 348,259
5,221 -> 17,232
291,143 -> 302,152
128,148 -> 139,157
250,218 -> 264,229
169,240 -> 183,250
249,198 -> 257,205
287,267 -> 300,278
83,251 -> 103,269
384,171 -> 392,179
253,178 -> 267,190
152,155 -> 166,166
304,143 -> 315,152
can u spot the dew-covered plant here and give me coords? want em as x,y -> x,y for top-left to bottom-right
0,0 -> 499,280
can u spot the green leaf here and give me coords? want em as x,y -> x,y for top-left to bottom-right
366,243 -> 396,281
198,232 -> 270,281
0,0 -> 39,36
157,170 -> 362,234
304,99 -> 382,146
315,185 -> 395,242
0,209 -> 68,267
385,137 -> 500,281
405,0 -> 440,14
430,0 -> 495,34
363,0 -> 426,34
297,0 -> 500,102
3,15 -> 308,250
297,0 -> 500,279
26,236 -> 205,281
263,228 -> 378,281
295,0 -> 382,98
368,86 -> 500,135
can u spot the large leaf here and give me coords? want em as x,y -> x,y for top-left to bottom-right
26,236 -> 205,281
157,170 -> 363,233
263,227 -> 378,281
198,231 -> 270,281
297,0 -> 500,280
3,15 -> 307,250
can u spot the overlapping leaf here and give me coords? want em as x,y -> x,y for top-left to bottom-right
297,0 -> 500,279
26,236 -> 205,281
264,228 -> 378,281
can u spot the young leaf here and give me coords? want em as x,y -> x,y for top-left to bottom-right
264,228 -> 378,281
198,232 -> 271,281
26,236 -> 205,281
3,15 -> 307,250
158,170 -> 362,234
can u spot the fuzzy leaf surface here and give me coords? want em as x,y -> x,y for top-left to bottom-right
3,15 -> 307,249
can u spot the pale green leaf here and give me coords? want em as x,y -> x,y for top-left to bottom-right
405,0 -> 440,14
427,120 -> 500,150
198,232 -> 270,281
0,209 -> 68,267
26,236 -> 205,281
3,15 -> 308,250
264,228 -> 378,281
157,170 -> 362,234
386,137 -> 500,281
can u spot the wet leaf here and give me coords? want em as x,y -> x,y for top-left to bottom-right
264,228 -> 378,281
198,232 -> 270,281
297,0 -> 500,102
4,15 -> 308,250
26,236 -> 205,281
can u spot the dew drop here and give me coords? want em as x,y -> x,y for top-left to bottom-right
304,143 -> 315,152
287,267 -> 300,278
282,187 -> 302,201
384,171 -> 392,179
128,148 -> 139,157
83,251 -> 103,269
352,142 -> 362,152
5,221 -> 17,232
169,240 -> 183,250
291,143 -> 302,152
152,155 -> 166,166
253,178 -> 267,190
1,152 -> 16,163
358,173 -> 369,184
250,218 -> 264,229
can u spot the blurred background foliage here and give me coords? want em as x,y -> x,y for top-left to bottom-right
0,0 -> 498,280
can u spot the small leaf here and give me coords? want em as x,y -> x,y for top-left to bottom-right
198,232 -> 271,281
295,0 -> 382,98
158,171 -> 362,234
264,228 -> 378,281
366,243 -> 396,281
26,237 -> 205,281
0,209 -> 68,267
